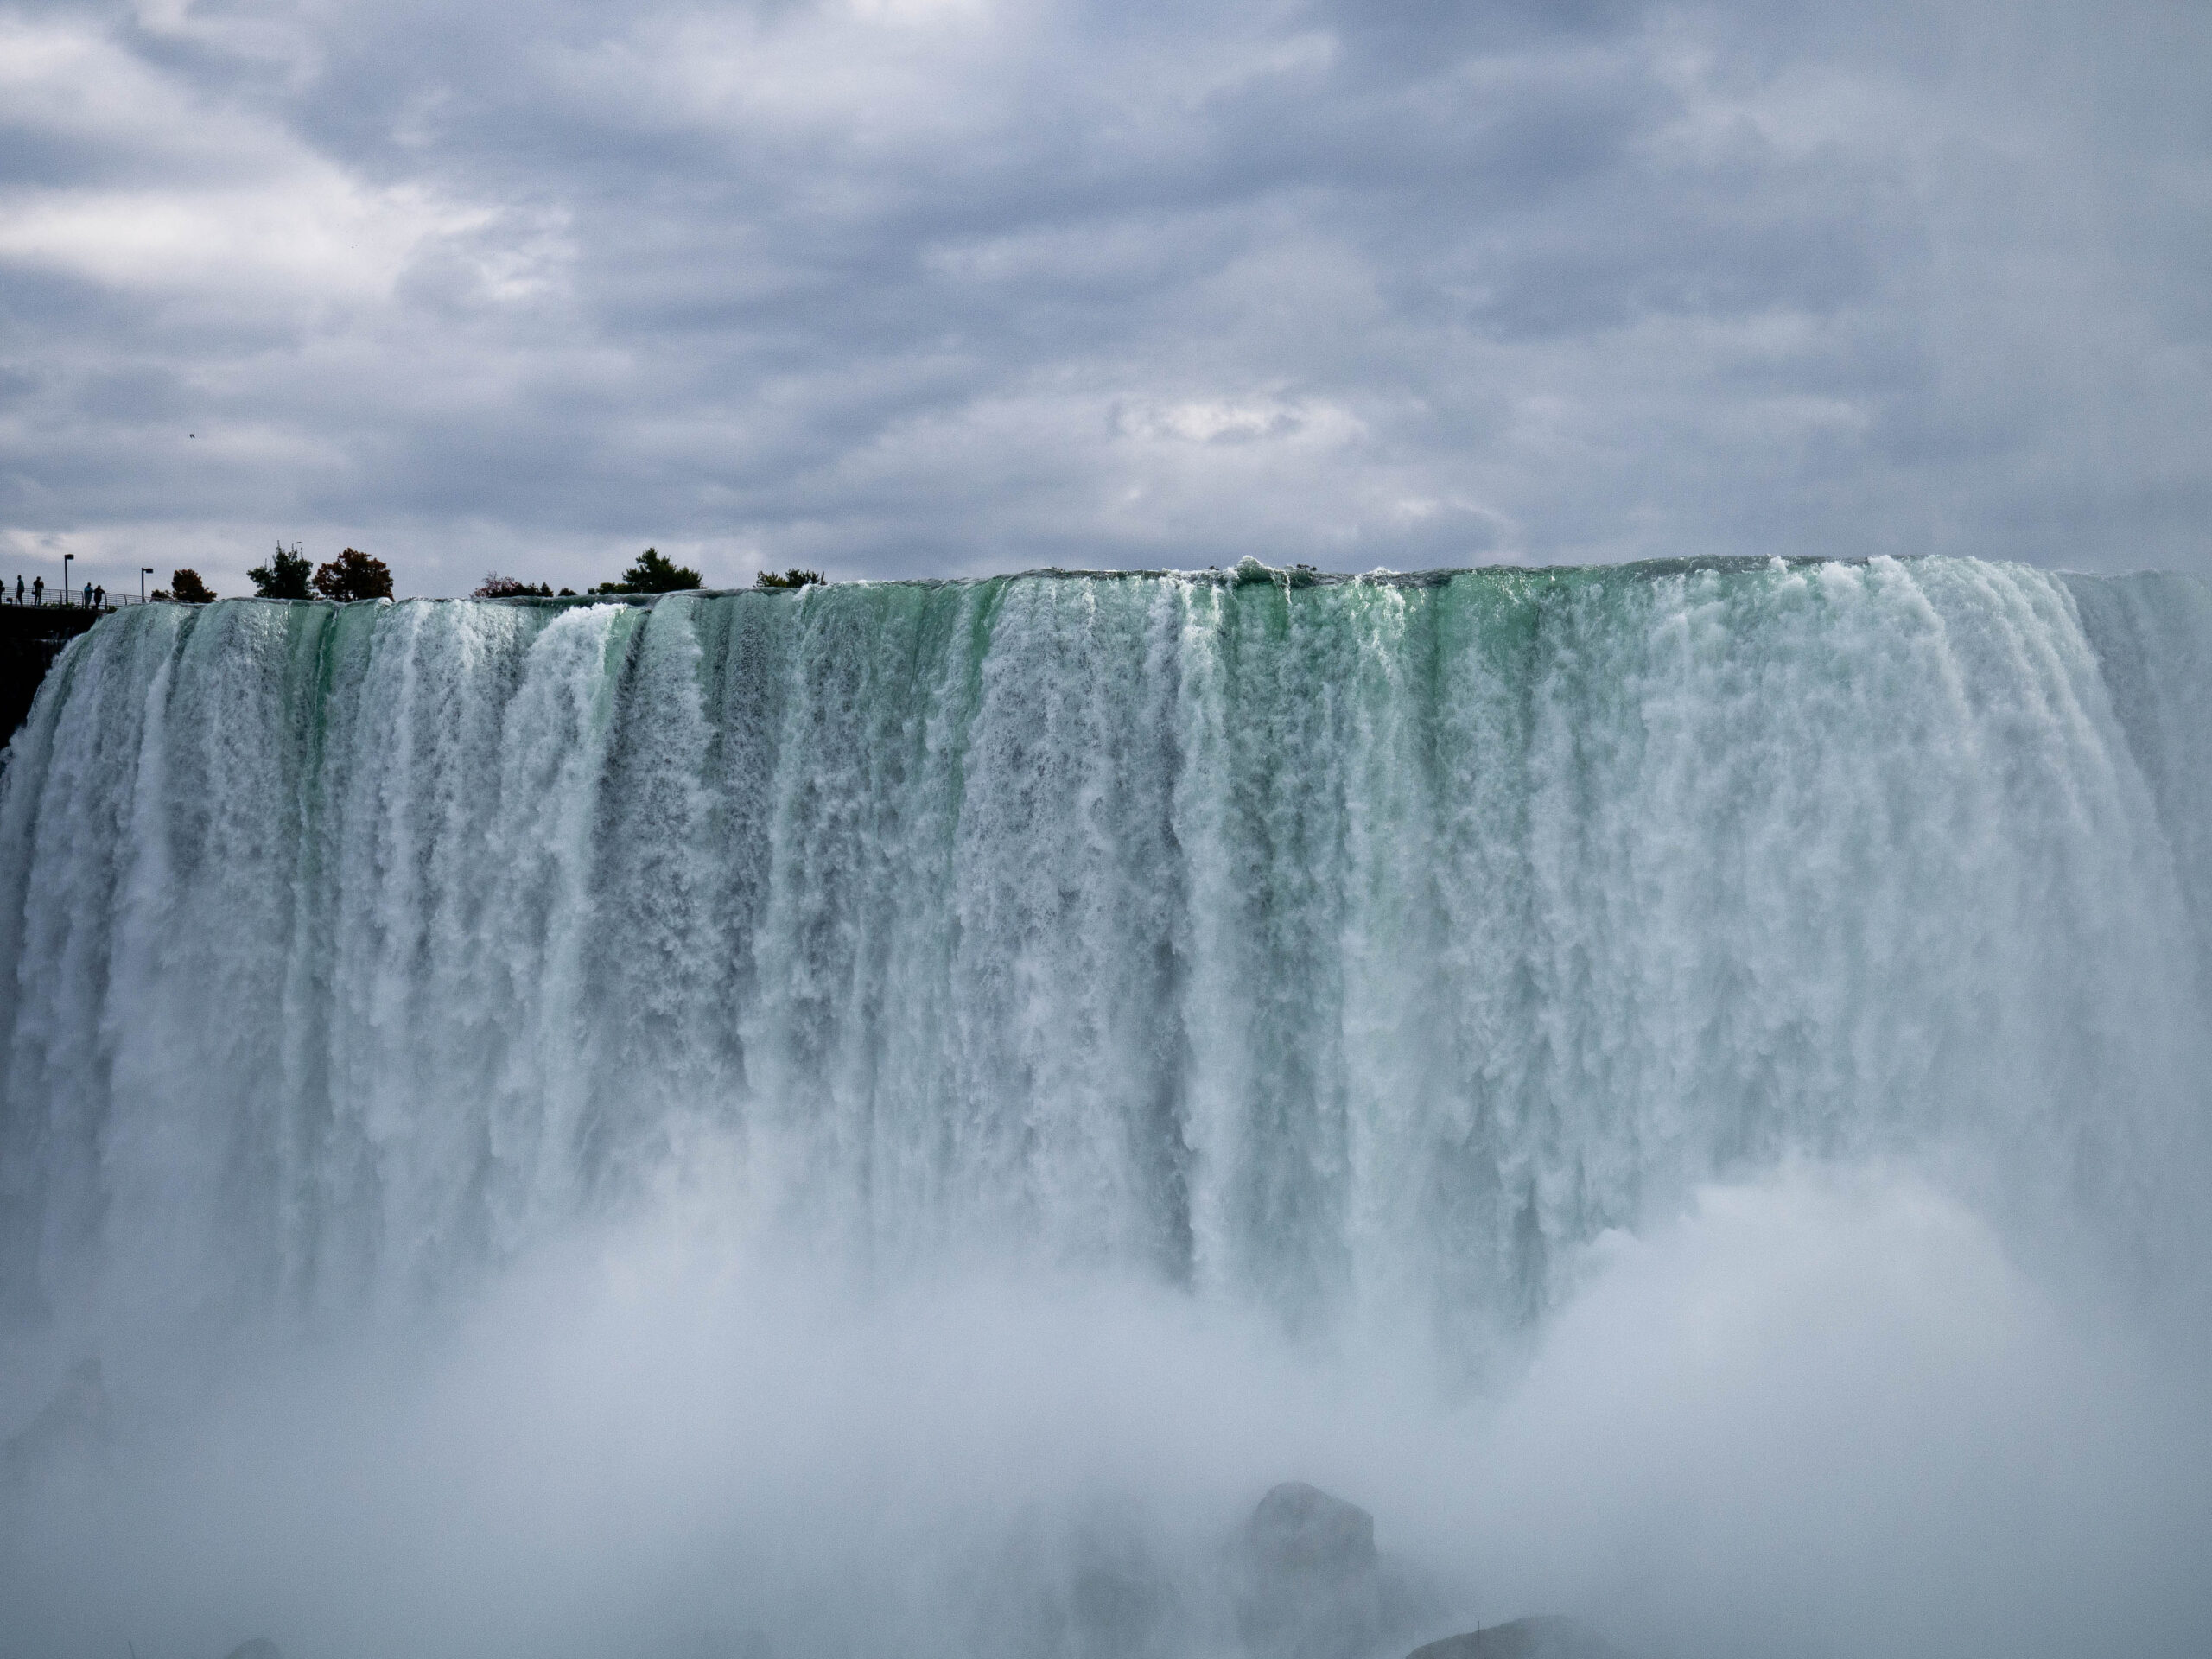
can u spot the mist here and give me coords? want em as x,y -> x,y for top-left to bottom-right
7,1158 -> 2209,1659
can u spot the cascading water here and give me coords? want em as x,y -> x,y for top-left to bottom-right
3,556 -> 2209,1659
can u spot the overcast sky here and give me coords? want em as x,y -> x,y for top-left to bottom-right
1,0 -> 2207,597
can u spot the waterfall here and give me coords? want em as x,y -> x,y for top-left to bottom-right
6,555 -> 2212,1659
4,555 -> 2204,1344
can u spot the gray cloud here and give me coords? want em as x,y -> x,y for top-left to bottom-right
0,0 -> 2206,596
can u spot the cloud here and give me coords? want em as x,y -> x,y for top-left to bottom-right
0,0 -> 2206,595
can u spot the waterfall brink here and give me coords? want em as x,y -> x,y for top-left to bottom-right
4,556 -> 2205,1344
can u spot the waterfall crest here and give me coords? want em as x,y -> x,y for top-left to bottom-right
3,556 -> 2207,1338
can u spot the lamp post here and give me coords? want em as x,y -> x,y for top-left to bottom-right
142,568 -> 152,604
62,554 -> 71,608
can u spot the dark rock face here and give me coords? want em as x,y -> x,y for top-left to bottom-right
1234,1482 -> 1438,1659
0,604 -> 102,747
1407,1615 -> 1624,1659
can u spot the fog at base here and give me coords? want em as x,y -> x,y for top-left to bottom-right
4,1160 -> 2207,1659
3,560 -> 2210,1657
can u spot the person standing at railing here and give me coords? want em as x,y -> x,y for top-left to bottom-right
33,576 -> 42,606
93,584 -> 105,610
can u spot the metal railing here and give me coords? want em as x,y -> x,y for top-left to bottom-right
6,564 -> 165,610
2,592 -> 150,611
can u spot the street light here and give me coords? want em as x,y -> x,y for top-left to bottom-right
142,568 -> 153,603
62,554 -> 71,608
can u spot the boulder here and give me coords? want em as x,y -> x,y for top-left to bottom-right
1408,1615 -> 1624,1659
1246,1483 -> 1377,1584
1233,1483 -> 1438,1659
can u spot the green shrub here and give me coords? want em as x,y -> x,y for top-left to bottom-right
155,569 -> 215,603
248,544 -> 312,600
312,549 -> 394,602
595,548 -> 702,594
150,570 -> 214,606
474,574 -> 553,598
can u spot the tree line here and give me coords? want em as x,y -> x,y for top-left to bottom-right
145,545 -> 825,605
152,545 -> 394,603
474,550 -> 824,597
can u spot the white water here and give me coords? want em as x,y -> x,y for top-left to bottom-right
2,556 -> 2209,1658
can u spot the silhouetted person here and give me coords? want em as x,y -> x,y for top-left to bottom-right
93,585 -> 104,609
32,576 -> 42,606
81,582 -> 91,607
